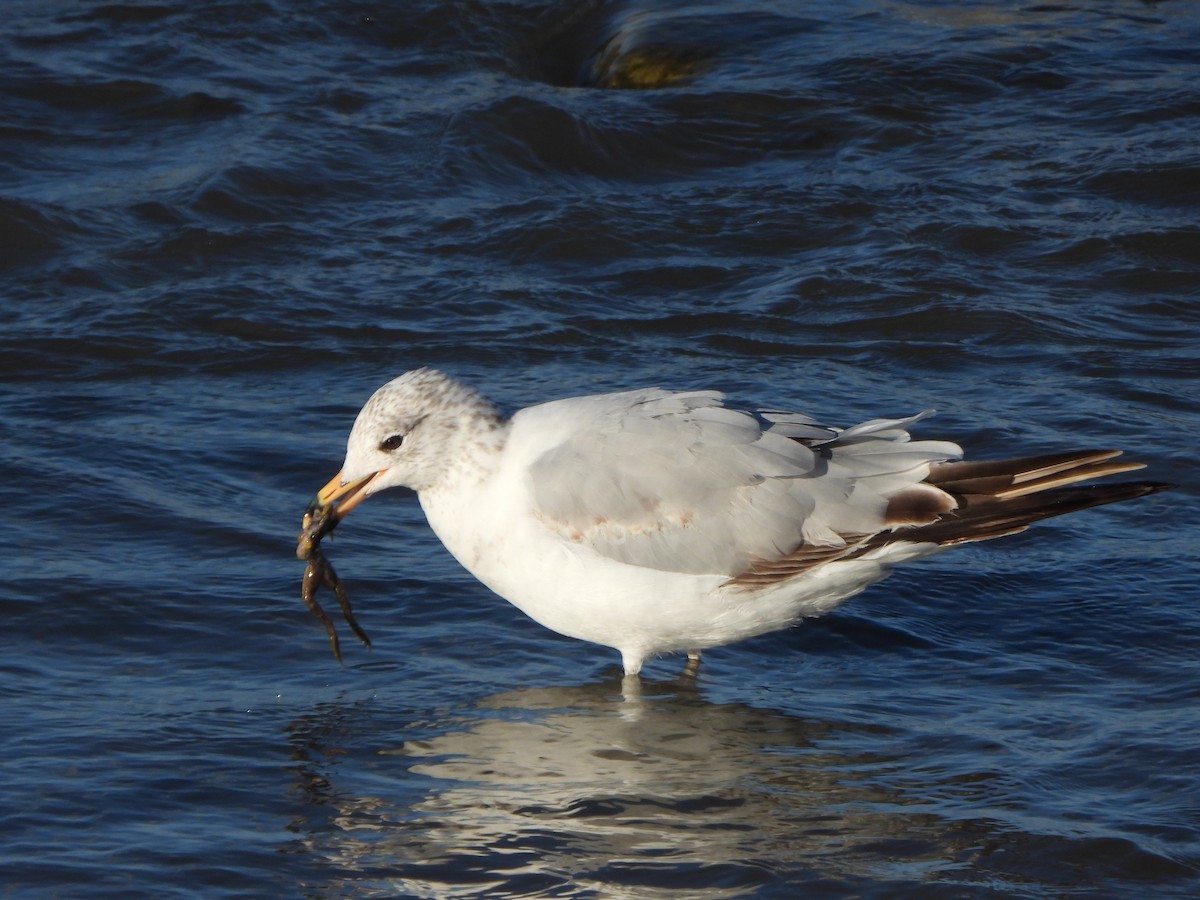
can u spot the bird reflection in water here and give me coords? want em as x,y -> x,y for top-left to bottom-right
283,673 -> 995,897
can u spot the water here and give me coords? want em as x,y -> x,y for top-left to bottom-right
3,0 -> 1198,896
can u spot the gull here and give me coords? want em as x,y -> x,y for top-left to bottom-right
305,368 -> 1169,676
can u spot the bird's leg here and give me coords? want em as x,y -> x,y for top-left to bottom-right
683,650 -> 702,678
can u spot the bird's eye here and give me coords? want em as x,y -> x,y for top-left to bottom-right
379,434 -> 405,451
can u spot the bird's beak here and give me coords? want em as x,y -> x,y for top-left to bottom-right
316,469 -> 387,521
298,469 -> 388,561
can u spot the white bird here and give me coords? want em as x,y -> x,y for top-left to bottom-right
304,368 -> 1168,676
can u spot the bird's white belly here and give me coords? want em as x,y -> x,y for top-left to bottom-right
418,485 -> 907,670
423,490 -> 714,647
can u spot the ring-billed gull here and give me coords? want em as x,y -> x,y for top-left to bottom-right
301,368 -> 1170,675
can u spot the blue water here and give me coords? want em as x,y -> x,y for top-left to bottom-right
3,1 -> 1198,896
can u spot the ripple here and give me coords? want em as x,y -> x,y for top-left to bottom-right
1,0 -> 1198,896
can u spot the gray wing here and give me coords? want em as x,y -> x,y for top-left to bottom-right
511,387 -> 962,577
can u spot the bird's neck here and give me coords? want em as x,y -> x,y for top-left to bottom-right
424,412 -> 509,496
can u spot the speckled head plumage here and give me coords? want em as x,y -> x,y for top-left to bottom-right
340,368 -> 504,494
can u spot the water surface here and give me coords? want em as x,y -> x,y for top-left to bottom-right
2,1 -> 1198,896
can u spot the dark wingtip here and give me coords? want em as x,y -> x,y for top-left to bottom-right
1124,481 -> 1176,500
878,479 -> 1174,549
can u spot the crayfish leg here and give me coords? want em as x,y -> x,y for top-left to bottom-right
302,551 -> 345,665
321,555 -> 372,651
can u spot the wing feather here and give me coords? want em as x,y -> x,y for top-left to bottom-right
513,388 -> 961,577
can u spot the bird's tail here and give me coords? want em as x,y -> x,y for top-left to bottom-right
895,450 -> 1173,546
